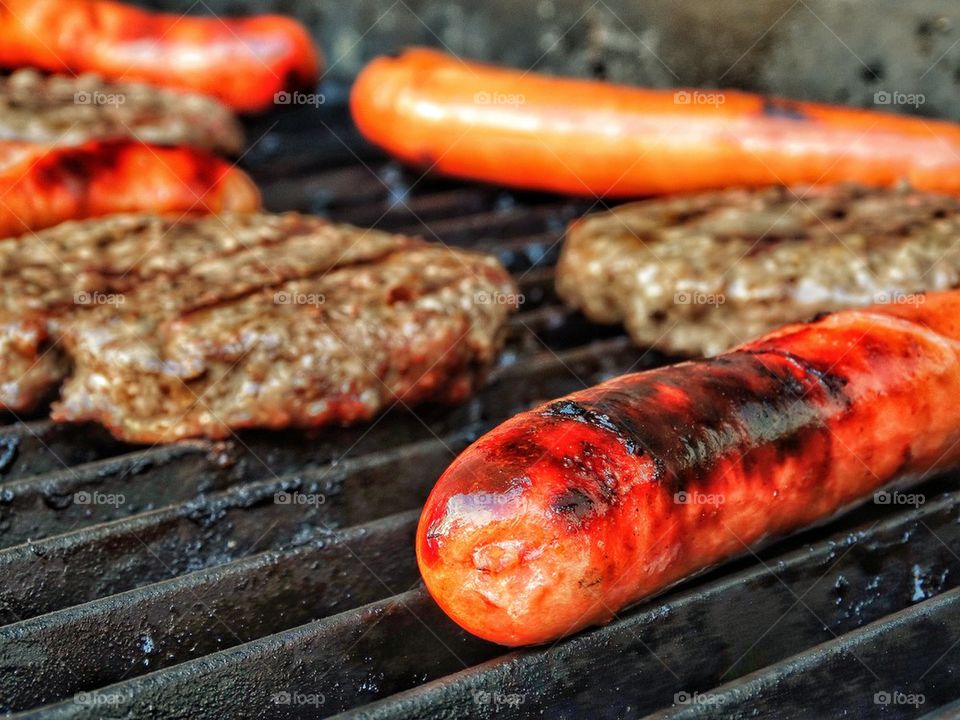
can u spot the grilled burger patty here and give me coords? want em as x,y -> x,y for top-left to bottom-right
0,213 -> 516,442
557,184 -> 960,356
0,69 -> 244,154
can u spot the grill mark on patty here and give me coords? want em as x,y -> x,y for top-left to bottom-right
163,245 -> 445,320
558,184 -> 960,357
0,215 -> 419,318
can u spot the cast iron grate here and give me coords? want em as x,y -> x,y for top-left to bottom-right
0,92 -> 958,720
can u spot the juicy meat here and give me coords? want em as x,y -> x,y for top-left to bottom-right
0,213 -> 517,442
417,290 -> 960,646
0,0 -> 321,113
0,69 -> 244,154
0,140 -> 259,237
557,184 -> 960,356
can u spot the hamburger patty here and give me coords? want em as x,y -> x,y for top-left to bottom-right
0,213 -> 516,441
557,184 -> 960,356
0,69 -> 243,154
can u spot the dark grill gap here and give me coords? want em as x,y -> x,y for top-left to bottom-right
0,95 -> 958,720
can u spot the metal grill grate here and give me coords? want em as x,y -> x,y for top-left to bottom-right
1,94 -> 959,720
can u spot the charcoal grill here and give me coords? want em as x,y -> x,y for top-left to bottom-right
3,42 -> 960,720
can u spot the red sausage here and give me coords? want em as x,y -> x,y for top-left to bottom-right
353,48 -> 960,196
417,291 -> 960,645
0,140 -> 260,237
0,0 -> 321,112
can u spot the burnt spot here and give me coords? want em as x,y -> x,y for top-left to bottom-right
542,399 -> 642,456
551,351 -> 844,497
551,487 -> 596,523
744,348 -> 849,401
760,98 -> 810,121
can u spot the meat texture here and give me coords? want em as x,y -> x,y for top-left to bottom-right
0,69 -> 244,154
558,184 -> 960,356
0,213 -> 517,441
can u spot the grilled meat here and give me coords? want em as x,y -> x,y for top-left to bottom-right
0,213 -> 516,442
0,69 -> 244,154
0,140 -> 259,237
0,0 -> 321,113
418,290 -> 960,646
557,184 -> 960,356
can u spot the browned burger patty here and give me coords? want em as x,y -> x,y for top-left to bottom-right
557,184 -> 960,356
0,69 -> 244,154
0,213 -> 516,442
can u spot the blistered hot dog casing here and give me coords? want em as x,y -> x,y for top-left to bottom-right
417,291 -> 960,646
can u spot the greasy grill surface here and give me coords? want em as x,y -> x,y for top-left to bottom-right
1,96 -> 959,720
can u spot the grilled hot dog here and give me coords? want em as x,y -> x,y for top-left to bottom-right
353,48 -> 960,196
0,0 -> 320,112
0,140 -> 259,237
417,291 -> 960,645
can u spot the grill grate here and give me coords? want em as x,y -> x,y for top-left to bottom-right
1,94 -> 959,720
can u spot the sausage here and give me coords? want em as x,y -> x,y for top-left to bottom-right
417,291 -> 960,645
0,140 -> 260,237
352,48 -> 960,196
0,0 -> 320,113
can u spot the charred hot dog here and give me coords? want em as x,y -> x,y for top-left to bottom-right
0,140 -> 259,237
418,291 -> 960,645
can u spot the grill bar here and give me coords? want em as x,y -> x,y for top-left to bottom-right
647,587 -> 960,720
0,510 -> 420,712
3,96 -> 959,718
331,477 -> 960,719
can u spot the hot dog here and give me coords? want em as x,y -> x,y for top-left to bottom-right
417,291 -> 960,645
0,140 -> 259,237
0,0 -> 320,113
352,48 -> 960,196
